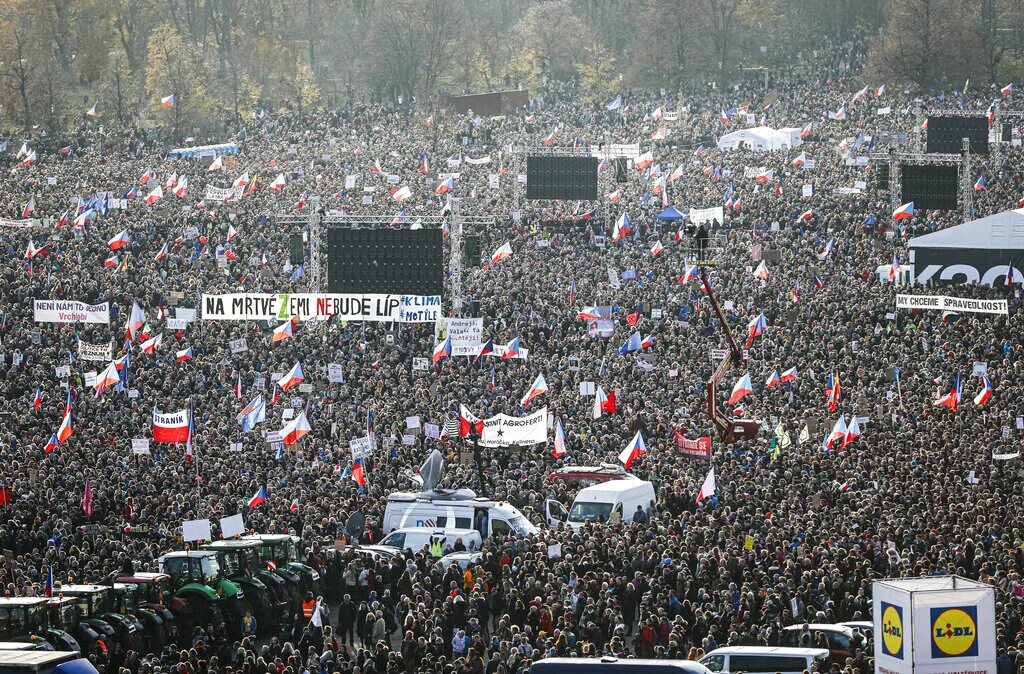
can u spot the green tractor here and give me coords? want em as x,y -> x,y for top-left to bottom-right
157,551 -> 235,640
242,534 -> 325,600
110,573 -> 178,647
199,540 -> 290,636
55,585 -> 146,663
109,582 -> 168,654
0,598 -> 81,652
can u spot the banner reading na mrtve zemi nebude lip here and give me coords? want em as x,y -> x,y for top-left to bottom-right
201,293 -> 442,323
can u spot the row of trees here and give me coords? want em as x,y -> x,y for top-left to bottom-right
0,0 -> 1022,134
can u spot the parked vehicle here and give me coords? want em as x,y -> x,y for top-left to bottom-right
546,464 -> 632,485
241,534 -> 324,600
531,657 -> 712,674
111,574 -> 177,647
157,552 -> 235,639
563,478 -> 656,529
0,646 -> 47,653
199,541 -> 290,636
109,584 -> 167,653
383,491 -> 536,539
0,599 -> 80,653
54,586 -> 144,662
377,528 -> 481,554
699,646 -> 831,674
43,599 -> 99,656
0,650 -> 100,674
781,623 -> 857,661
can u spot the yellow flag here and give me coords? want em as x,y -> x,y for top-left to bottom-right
744,535 -> 754,550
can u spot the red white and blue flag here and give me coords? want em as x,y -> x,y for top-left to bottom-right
247,486 -> 268,508
617,431 -> 647,469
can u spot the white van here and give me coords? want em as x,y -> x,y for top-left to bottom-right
377,527 -> 481,554
699,646 -> 830,674
383,489 -> 538,539
564,478 -> 656,529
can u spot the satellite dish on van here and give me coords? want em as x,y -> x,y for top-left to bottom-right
418,449 -> 444,492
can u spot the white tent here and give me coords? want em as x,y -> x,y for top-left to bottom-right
909,208 -> 1024,286
717,127 -> 799,152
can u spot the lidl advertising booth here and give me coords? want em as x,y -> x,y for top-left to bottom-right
873,576 -> 996,674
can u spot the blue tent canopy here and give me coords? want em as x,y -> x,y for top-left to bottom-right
656,205 -> 687,221
167,142 -> 240,159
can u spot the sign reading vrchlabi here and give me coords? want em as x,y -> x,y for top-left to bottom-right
873,576 -> 995,674
202,293 -> 441,323
33,300 -> 110,324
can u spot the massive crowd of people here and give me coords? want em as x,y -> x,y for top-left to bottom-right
2,37 -> 1024,674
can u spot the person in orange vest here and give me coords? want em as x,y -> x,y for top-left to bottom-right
301,591 -> 316,623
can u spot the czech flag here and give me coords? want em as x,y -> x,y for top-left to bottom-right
278,362 -> 305,392
889,254 -> 900,280
842,415 -> 861,449
270,173 -> 287,191
745,313 -> 767,348
552,418 -> 567,459
432,336 -> 452,363
935,374 -> 962,412
176,347 -> 193,362
435,176 -> 454,194
974,375 -> 993,406
161,94 -> 175,107
272,320 -> 293,342
32,387 -> 42,410
141,333 -> 162,354
420,152 -> 429,175
290,499 -> 300,512
679,263 -> 699,284
975,174 -> 987,190
875,84 -> 887,97
108,230 -> 130,250
207,155 -> 223,172
94,362 -> 120,392
617,431 -> 647,469
44,433 -> 58,455
490,241 -> 512,266
824,416 -> 848,449
765,370 -> 782,388
351,458 -> 367,487
520,373 -> 548,407
392,186 -> 412,201
696,468 -> 716,503
1001,83 -> 1014,95
634,151 -> 653,170
593,386 -> 616,419
640,334 -> 655,349
373,160 -> 384,175
812,274 -> 824,288
799,209 -> 813,220
103,255 -> 120,268
728,374 -> 752,405
57,411 -> 73,443
21,198 -> 34,219
720,109 -> 729,123
144,185 -> 163,205
501,337 -> 520,360
1006,264 -> 1017,287
650,240 -> 664,257
612,212 -> 632,241
247,486 -> 268,509
781,366 -> 798,382
791,152 -> 806,167
172,176 -> 188,197
892,201 -> 914,220
281,411 -> 312,445
476,339 -> 494,359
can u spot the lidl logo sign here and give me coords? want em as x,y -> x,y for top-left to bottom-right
931,606 -> 979,658
881,602 -> 904,659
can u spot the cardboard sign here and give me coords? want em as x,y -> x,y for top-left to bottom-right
55,365 -> 71,378
182,519 -> 212,542
220,513 -> 245,538
328,363 -> 345,383
229,338 -> 248,354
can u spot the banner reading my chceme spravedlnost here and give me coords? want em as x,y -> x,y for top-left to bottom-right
201,293 -> 442,323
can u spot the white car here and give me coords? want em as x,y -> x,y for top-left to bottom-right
437,551 -> 483,572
